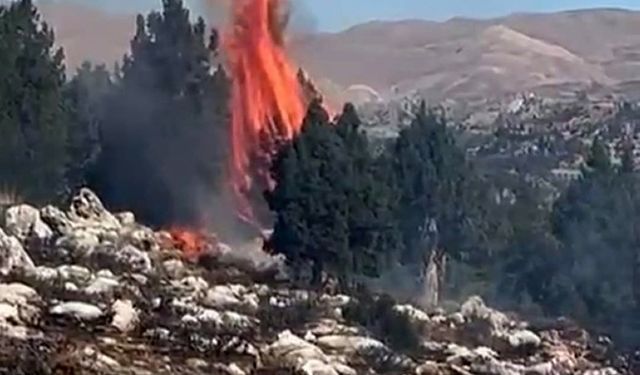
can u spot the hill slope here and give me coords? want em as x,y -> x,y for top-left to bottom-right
37,5 -> 640,101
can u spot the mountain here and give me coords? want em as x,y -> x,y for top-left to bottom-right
38,3 -> 134,72
291,8 -> 640,102
36,5 -> 640,101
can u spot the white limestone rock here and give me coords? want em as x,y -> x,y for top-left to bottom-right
50,301 -> 104,321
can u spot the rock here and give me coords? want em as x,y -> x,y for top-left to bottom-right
84,276 -> 119,296
80,346 -> 121,372
186,358 -> 208,369
202,284 -> 259,312
111,299 -> 139,333
0,283 -> 42,340
55,230 -> 99,259
0,283 -> 41,325
449,312 -> 465,325
305,331 -> 317,342
115,212 -> 135,226
124,228 -> 157,252
316,335 -> 387,356
40,205 -> 73,235
172,276 -> 209,295
263,330 -> 330,369
460,296 -> 540,353
115,245 -> 152,274
506,329 -> 541,350
525,362 -> 554,375
320,294 -> 351,309
415,361 -> 441,375
461,296 -> 510,332
394,304 -> 431,325
307,319 -> 359,337
0,228 -> 34,276
162,259 -> 186,279
470,356 -> 526,375
446,344 -> 496,365
50,301 -> 104,321
26,266 -> 59,284
227,363 -> 247,375
68,188 -> 121,229
58,265 -> 92,284
583,369 -> 620,375
300,359 -> 339,375
5,204 -> 52,243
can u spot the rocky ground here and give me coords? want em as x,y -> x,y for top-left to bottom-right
0,188 -> 634,374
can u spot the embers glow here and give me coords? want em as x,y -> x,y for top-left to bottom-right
224,0 -> 306,222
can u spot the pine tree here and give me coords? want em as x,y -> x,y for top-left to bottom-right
0,0 -> 69,203
550,138 -> 640,342
390,105 -> 489,268
267,101 -> 402,287
93,0 -> 229,226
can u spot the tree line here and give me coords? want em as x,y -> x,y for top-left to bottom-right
1,0 -> 640,347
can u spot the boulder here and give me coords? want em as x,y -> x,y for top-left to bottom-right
55,229 -> 99,259
57,265 -> 92,285
415,361 -> 441,375
114,212 -> 135,226
0,283 -> 41,325
394,304 -> 431,325
316,335 -> 387,356
115,245 -> 153,274
50,301 -> 105,321
263,330 -> 330,369
5,204 -> 52,243
0,228 -> 34,276
505,329 -> 542,350
111,299 -> 139,333
84,275 -> 120,296
68,188 -> 121,230
461,296 -> 510,332
40,205 -> 73,235
202,284 -> 259,312
163,259 -> 186,279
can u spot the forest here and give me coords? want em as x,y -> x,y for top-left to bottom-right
1,0 -> 639,348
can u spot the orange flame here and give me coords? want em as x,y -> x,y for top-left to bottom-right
224,0 -> 306,222
169,228 -> 213,261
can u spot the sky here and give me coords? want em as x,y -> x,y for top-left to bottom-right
37,0 -> 640,32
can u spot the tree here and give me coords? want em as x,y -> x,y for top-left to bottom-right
389,105 -> 491,269
92,0 -> 229,227
0,0 -> 69,203
550,139 -> 640,344
267,100 -> 349,285
267,101 -> 402,287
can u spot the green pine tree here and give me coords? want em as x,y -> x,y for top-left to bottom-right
0,0 -> 69,203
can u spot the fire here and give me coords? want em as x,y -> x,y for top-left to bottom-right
169,228 -> 214,261
224,0 -> 306,222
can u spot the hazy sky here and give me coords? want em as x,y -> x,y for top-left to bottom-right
40,0 -> 640,31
